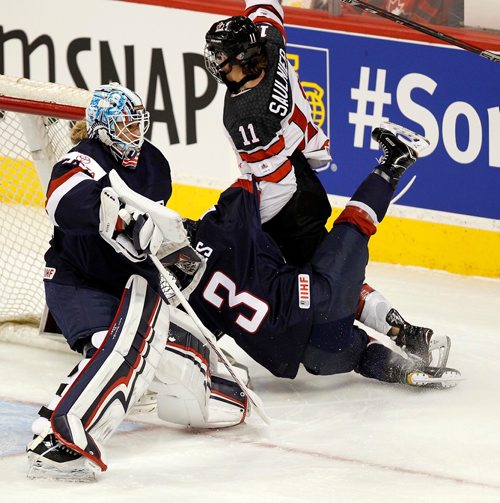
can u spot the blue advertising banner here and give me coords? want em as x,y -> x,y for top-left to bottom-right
287,27 -> 500,220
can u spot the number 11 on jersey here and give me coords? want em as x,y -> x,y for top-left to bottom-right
239,123 -> 259,146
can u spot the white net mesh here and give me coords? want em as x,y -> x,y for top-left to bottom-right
0,76 -> 90,326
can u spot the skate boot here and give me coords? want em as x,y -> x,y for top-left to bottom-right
372,122 -> 431,188
405,365 -> 462,389
386,308 -> 451,367
27,427 -> 98,482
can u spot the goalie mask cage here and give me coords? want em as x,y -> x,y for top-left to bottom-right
0,75 -> 91,330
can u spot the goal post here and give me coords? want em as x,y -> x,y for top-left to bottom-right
0,74 -> 91,330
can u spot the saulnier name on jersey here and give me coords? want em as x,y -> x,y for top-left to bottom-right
269,47 -> 290,117
222,1 -> 331,223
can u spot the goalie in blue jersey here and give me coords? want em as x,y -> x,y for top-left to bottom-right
25,77 -> 238,481
27,82 -> 264,482
26,83 -> 178,481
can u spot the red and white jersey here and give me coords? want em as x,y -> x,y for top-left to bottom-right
222,0 -> 331,223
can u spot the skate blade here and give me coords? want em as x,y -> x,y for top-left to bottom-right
379,121 -> 431,157
27,455 -> 97,482
409,369 -> 464,389
429,335 -> 451,367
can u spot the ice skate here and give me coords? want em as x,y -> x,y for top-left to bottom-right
27,430 -> 98,482
387,308 -> 451,367
372,122 -> 431,188
405,366 -> 462,389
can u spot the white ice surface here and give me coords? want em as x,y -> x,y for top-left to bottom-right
1,262 -> 499,503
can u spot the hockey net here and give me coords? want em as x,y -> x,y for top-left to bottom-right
0,75 -> 91,339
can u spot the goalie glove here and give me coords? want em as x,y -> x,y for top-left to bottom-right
99,187 -> 148,262
121,208 -> 164,257
105,169 -> 191,259
99,174 -> 191,263
99,189 -> 167,261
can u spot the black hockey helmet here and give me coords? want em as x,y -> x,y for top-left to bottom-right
204,16 -> 265,84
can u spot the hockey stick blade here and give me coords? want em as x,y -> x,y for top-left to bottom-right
150,254 -> 271,425
341,0 -> 500,64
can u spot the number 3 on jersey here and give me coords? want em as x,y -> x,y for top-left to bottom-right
239,123 -> 259,146
202,271 -> 269,333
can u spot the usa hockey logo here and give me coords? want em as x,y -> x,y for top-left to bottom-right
298,274 -> 310,309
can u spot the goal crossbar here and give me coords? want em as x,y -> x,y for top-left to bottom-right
0,95 -> 86,120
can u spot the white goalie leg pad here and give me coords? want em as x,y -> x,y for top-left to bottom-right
154,305 -> 251,429
154,357 -> 250,429
152,306 -> 213,427
357,284 -> 393,334
30,327 -> 109,437
50,275 -> 169,472
27,330 -> 110,481
31,352 -> 94,437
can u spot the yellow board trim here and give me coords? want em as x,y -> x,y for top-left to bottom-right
169,183 -> 500,279
368,215 -> 500,278
2,163 -> 497,278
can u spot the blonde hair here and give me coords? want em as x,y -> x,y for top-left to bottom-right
70,120 -> 88,144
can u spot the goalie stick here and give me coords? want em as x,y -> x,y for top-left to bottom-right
341,0 -> 500,64
150,254 -> 271,425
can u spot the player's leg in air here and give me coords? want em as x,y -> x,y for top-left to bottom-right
27,275 -> 169,481
303,122 -> 461,388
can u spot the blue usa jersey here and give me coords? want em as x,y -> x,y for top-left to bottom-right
44,138 -> 172,298
189,179 -> 313,378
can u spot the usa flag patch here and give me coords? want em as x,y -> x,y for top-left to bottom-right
298,274 -> 310,309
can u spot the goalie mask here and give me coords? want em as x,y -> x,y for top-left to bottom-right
204,16 -> 265,91
86,83 -> 150,169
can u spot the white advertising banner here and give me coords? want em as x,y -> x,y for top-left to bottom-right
0,0 -> 239,188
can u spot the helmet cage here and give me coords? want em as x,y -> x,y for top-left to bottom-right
204,44 -> 230,84
204,16 -> 264,83
86,84 -> 150,168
